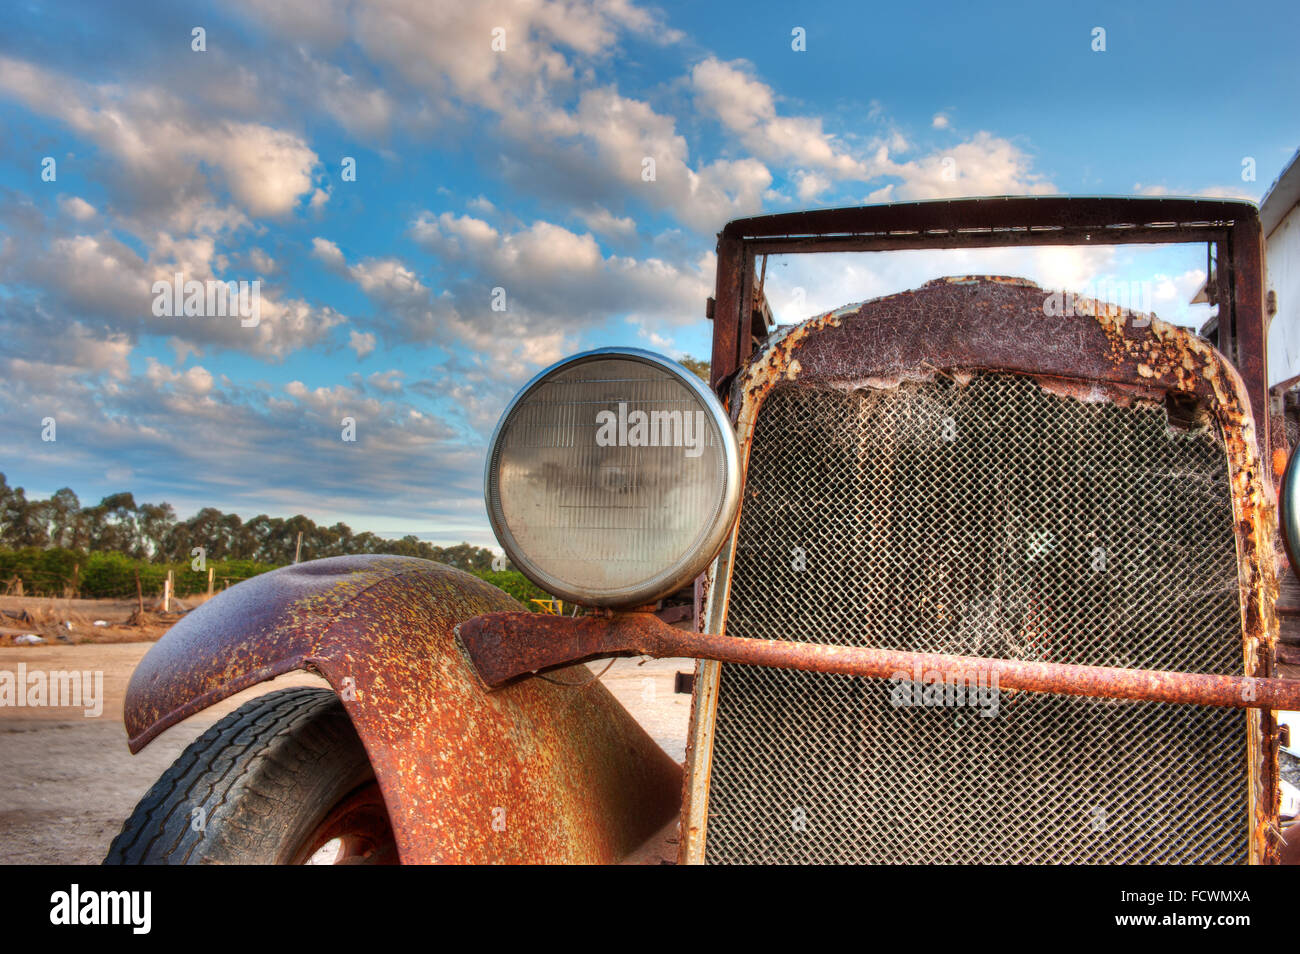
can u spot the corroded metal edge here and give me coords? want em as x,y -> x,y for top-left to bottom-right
680,496 -> 742,863
682,278 -> 1282,864
124,554 -> 682,864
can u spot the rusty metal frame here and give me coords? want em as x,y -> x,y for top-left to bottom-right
686,260 -> 1281,863
709,198 -> 1269,460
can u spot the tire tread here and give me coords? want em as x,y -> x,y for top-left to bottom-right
105,687 -> 369,865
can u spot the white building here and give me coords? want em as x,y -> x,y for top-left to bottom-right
1262,149 -> 1300,385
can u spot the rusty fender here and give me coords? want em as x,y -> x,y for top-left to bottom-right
124,555 -> 681,864
459,610 -> 1300,710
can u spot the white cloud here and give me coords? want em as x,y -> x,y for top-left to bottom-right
145,358 -> 216,396
218,124 -> 319,218
0,210 -> 344,361
349,330 -> 376,359
794,170 -> 831,202
347,257 -> 429,300
691,58 -> 868,179
311,59 -> 397,138
0,56 -> 321,228
337,0 -> 681,115
1148,269 -> 1211,325
410,211 -> 710,329
495,82 -> 772,230
886,132 -> 1055,200
0,320 -> 134,382
367,369 -> 405,392
248,248 -> 277,275
311,237 -> 346,267
59,196 -> 97,221
575,206 -> 637,238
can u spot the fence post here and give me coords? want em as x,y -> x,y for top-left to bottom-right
135,569 -> 143,615
207,566 -> 215,597
294,531 -> 303,564
163,569 -> 173,613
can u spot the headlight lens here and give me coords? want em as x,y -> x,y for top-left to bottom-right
485,348 -> 740,607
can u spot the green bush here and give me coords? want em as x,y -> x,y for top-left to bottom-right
39,547 -> 83,589
170,558 -> 278,596
80,552 -> 145,598
0,547 -> 91,596
470,569 -> 555,610
0,547 -> 48,593
0,548 -> 280,600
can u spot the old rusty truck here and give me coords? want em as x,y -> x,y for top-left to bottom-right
107,197 -> 1300,864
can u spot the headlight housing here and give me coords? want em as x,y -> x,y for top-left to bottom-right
485,348 -> 741,607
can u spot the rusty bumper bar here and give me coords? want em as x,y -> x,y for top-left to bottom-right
458,611 -> 1300,710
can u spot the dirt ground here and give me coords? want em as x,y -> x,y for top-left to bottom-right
0,593 -> 199,645
0,641 -> 693,864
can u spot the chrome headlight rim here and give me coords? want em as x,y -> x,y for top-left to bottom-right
484,346 -> 741,608
1282,446 -> 1300,582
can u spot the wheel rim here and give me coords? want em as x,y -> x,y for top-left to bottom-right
293,782 -> 398,865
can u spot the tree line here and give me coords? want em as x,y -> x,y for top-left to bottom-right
0,473 -> 497,570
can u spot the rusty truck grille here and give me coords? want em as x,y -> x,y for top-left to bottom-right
706,372 -> 1248,864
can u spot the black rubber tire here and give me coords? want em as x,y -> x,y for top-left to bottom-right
105,687 -> 381,864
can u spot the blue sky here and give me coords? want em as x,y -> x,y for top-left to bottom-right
0,0 -> 1296,547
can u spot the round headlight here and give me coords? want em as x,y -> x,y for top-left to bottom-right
485,348 -> 741,607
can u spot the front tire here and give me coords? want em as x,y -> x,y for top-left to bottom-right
106,687 -> 396,864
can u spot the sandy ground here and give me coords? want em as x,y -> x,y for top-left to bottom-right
0,594 -> 198,645
0,642 -> 693,864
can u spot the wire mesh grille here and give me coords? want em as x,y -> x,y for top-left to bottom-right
705,372 -> 1249,864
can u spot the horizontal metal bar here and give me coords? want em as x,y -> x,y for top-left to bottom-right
722,196 -> 1254,243
458,611 -> 1300,710
745,227 -> 1230,256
